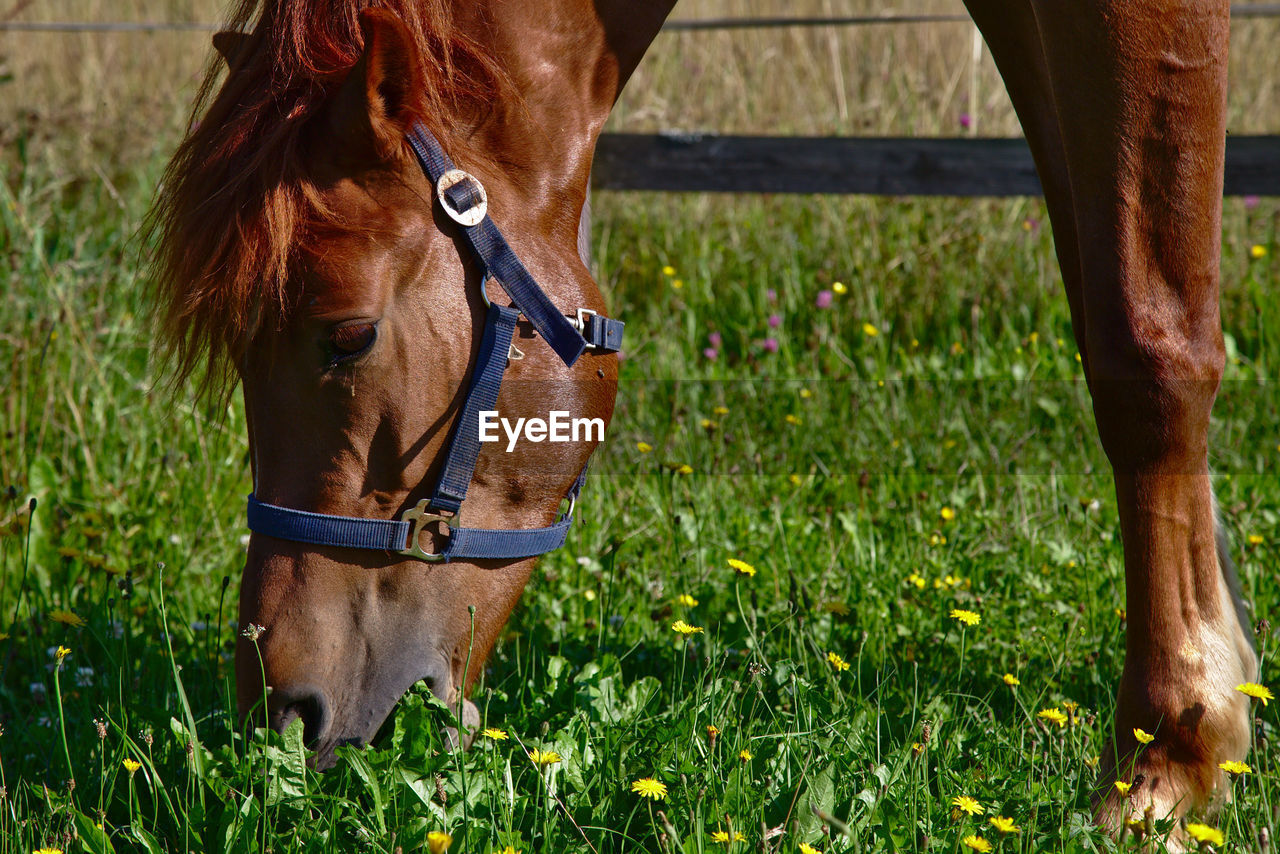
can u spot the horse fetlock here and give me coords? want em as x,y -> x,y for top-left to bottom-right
1095,621 -> 1255,844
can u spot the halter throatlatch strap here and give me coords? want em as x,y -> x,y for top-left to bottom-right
245,124 -> 622,563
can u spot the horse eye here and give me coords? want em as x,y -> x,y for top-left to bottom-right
326,322 -> 377,363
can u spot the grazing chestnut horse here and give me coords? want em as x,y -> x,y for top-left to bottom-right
150,0 -> 1255,840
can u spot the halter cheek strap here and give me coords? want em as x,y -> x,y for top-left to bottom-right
245,124 -> 621,562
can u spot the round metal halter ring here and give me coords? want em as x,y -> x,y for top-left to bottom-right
436,168 -> 488,227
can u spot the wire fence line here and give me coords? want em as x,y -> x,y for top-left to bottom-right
3,5 -> 1280,33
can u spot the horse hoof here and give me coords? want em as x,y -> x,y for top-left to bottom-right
1093,619 -> 1256,847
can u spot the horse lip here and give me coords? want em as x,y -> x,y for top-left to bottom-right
310,736 -> 362,770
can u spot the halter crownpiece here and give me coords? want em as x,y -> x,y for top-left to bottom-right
246,123 -> 622,562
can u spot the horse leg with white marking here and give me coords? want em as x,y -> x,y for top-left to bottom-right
968,0 -> 1256,837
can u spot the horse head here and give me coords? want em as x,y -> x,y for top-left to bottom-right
152,0 -> 669,765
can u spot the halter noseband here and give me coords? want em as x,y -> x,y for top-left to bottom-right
245,123 -> 623,562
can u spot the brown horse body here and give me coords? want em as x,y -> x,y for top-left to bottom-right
151,0 -> 1256,839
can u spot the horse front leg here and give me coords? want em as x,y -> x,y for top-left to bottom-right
1034,0 -> 1256,835
973,0 -> 1256,839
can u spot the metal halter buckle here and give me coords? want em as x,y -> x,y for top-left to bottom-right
436,169 -> 488,227
399,500 -> 457,562
571,307 -> 598,332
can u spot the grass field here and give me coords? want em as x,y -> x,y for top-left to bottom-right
3,3 -> 1280,853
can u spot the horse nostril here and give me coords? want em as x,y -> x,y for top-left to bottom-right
270,689 -> 330,747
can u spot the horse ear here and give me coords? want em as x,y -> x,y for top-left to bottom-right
355,9 -> 423,142
212,31 -> 249,68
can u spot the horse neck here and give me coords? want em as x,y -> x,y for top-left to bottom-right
454,0 -> 675,226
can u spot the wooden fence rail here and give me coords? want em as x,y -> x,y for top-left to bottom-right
7,11 -> 1279,197
592,134 -> 1280,197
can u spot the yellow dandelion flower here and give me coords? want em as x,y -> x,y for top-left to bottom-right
528,749 -> 562,767
1038,708 -> 1068,728
1133,728 -> 1154,745
1002,673 -> 1020,687
711,830 -> 746,844
1248,534 -> 1264,545
728,558 -> 756,577
637,441 -> 653,453
482,728 -> 508,741
1219,760 -> 1252,774
951,795 -> 981,816
799,844 -> 822,854
630,777 -> 668,801
1185,823 -> 1224,846
706,724 -> 721,738
739,748 -> 753,761
1061,700 -> 1079,713
785,414 -> 802,425
832,282 -> 848,294
862,323 -> 879,337
961,835 -> 992,853
672,279 -> 684,289
1237,682 -> 1275,705
1084,755 -> 1100,768
907,573 -> 926,590
123,758 -> 142,775
1113,780 -> 1132,797
989,817 -> 1020,834
826,652 -> 850,672
32,849 -> 63,854
427,831 -> 452,854
677,594 -> 699,607
662,265 -> 676,276
700,418 -> 716,430
672,620 -> 704,635
788,474 -> 802,486
1250,244 -> 1267,259
676,464 -> 693,475
49,610 -> 85,628
713,405 -> 730,416
54,645 -> 71,663
950,609 -> 980,627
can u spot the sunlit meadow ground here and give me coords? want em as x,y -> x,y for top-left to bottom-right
3,3 -> 1280,853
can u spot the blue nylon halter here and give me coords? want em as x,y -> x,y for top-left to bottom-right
245,123 -> 622,562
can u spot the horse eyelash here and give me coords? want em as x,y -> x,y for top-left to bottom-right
324,322 -> 378,367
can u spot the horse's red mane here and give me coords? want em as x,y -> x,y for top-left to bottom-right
149,0 -> 505,398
